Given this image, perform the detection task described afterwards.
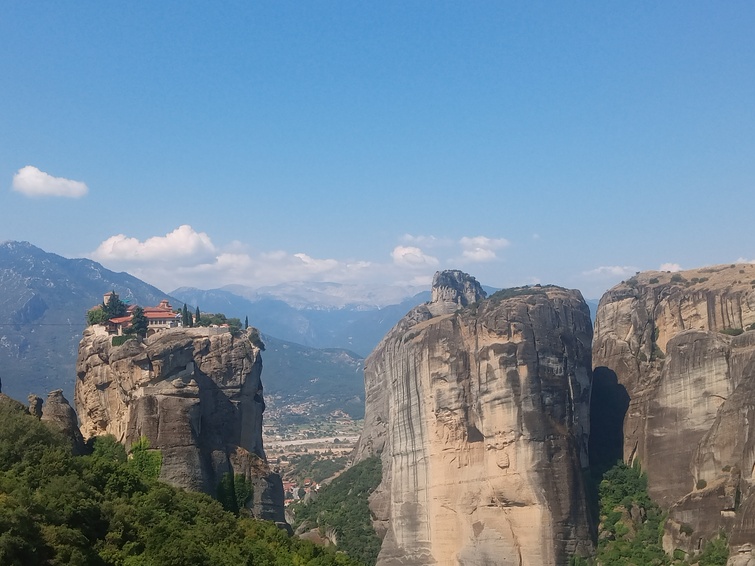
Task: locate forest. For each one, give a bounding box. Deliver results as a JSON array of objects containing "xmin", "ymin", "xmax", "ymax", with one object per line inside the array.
[{"xmin": 0, "ymin": 395, "xmax": 362, "ymax": 566}]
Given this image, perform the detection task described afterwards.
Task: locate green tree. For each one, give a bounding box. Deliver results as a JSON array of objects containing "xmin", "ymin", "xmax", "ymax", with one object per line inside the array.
[
  {"xmin": 195, "ymin": 306, "xmax": 201, "ymax": 323},
  {"xmin": 128, "ymin": 436, "xmax": 162, "ymax": 483},
  {"xmin": 183, "ymin": 304, "xmax": 192, "ymax": 327},
  {"xmin": 86, "ymin": 307, "xmax": 109, "ymax": 326},
  {"xmin": 244, "ymin": 316, "xmax": 249, "ymax": 329},
  {"xmin": 130, "ymin": 306, "xmax": 148, "ymax": 338},
  {"xmin": 103, "ymin": 291, "xmax": 127, "ymax": 319}
]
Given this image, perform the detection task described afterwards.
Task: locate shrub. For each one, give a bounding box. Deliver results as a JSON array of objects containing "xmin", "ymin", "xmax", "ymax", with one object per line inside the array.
[
  {"xmin": 671, "ymin": 274, "xmax": 685, "ymax": 283},
  {"xmin": 680, "ymin": 523, "xmax": 694, "ymax": 536},
  {"xmin": 720, "ymin": 328, "xmax": 744, "ymax": 336},
  {"xmin": 248, "ymin": 328, "xmax": 266, "ymax": 351},
  {"xmin": 696, "ymin": 478, "xmax": 707, "ymax": 490},
  {"xmin": 649, "ymin": 277, "xmax": 659, "ymax": 284},
  {"xmin": 112, "ymin": 335, "xmax": 133, "ymax": 347}
]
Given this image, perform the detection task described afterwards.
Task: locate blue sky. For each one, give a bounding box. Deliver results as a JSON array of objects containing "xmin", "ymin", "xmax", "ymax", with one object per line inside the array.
[{"xmin": 1, "ymin": 2, "xmax": 754, "ymax": 298}]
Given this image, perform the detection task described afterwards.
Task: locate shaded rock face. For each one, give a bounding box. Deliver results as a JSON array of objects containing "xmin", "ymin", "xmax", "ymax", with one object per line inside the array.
[
  {"xmin": 592, "ymin": 264, "xmax": 755, "ymax": 556},
  {"xmin": 41, "ymin": 389, "xmax": 86, "ymax": 455},
  {"xmin": 75, "ymin": 326, "xmax": 284, "ymax": 523},
  {"xmin": 355, "ymin": 272, "xmax": 594, "ymax": 566}
]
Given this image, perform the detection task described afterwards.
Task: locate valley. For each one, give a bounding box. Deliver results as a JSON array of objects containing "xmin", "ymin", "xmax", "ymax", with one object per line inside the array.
[{"xmin": 2, "ymin": 241, "xmax": 754, "ymax": 565}]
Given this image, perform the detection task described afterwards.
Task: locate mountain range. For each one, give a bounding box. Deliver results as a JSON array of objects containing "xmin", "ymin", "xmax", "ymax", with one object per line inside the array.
[{"xmin": 0, "ymin": 241, "xmax": 421, "ymax": 414}]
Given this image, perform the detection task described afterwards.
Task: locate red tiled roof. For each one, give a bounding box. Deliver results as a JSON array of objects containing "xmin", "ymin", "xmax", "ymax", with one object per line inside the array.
[
  {"xmin": 144, "ymin": 311, "xmax": 180, "ymax": 320},
  {"xmin": 109, "ymin": 316, "xmax": 132, "ymax": 324}
]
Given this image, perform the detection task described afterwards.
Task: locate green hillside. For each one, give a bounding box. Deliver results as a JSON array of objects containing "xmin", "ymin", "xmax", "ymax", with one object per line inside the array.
[{"xmin": 0, "ymin": 395, "xmax": 364, "ymax": 566}]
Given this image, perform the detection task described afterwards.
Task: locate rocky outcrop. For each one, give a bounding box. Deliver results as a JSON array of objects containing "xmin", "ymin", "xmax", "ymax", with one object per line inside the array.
[
  {"xmin": 41, "ymin": 389, "xmax": 86, "ymax": 455},
  {"xmin": 28, "ymin": 394, "xmax": 43, "ymax": 418},
  {"xmin": 355, "ymin": 271, "xmax": 594, "ymax": 566},
  {"xmin": 75, "ymin": 326, "xmax": 285, "ymax": 524},
  {"xmin": 593, "ymin": 264, "xmax": 755, "ymax": 558}
]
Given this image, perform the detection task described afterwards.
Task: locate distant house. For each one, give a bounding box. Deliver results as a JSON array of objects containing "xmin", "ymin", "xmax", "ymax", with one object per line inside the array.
[{"xmin": 106, "ymin": 297, "xmax": 182, "ymax": 337}]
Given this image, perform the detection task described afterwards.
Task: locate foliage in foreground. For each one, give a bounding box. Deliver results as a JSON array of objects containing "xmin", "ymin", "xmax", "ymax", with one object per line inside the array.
[
  {"xmin": 292, "ymin": 457, "xmax": 382, "ymax": 566},
  {"xmin": 581, "ymin": 461, "xmax": 728, "ymax": 566},
  {"xmin": 0, "ymin": 396, "xmax": 363, "ymax": 566}
]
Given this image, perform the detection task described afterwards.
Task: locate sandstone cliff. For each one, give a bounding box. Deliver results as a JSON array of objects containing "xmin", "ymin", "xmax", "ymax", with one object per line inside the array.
[
  {"xmin": 75, "ymin": 326, "xmax": 285, "ymax": 523},
  {"xmin": 593, "ymin": 264, "xmax": 755, "ymax": 559},
  {"xmin": 355, "ymin": 270, "xmax": 594, "ymax": 566}
]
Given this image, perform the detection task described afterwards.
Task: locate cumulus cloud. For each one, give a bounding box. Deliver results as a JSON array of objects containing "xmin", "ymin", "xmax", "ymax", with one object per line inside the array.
[
  {"xmin": 459, "ymin": 236, "xmax": 510, "ymax": 262},
  {"xmin": 91, "ymin": 225, "xmax": 216, "ymax": 265},
  {"xmin": 90, "ymin": 225, "xmax": 388, "ymax": 291},
  {"xmin": 583, "ymin": 265, "xmax": 638, "ymax": 278},
  {"xmin": 736, "ymin": 257, "xmax": 755, "ymax": 264},
  {"xmin": 12, "ymin": 165, "xmax": 88, "ymax": 198},
  {"xmin": 659, "ymin": 262, "xmax": 682, "ymax": 272},
  {"xmin": 391, "ymin": 246, "xmax": 439, "ymax": 268}
]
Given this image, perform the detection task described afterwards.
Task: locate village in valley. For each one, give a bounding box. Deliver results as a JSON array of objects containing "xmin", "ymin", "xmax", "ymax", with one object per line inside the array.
[{"xmin": 263, "ymin": 398, "xmax": 363, "ymax": 505}]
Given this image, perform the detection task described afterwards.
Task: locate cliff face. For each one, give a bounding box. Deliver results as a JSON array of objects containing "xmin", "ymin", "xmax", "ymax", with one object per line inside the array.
[
  {"xmin": 593, "ymin": 264, "xmax": 755, "ymax": 557},
  {"xmin": 75, "ymin": 326, "xmax": 284, "ymax": 523},
  {"xmin": 355, "ymin": 271, "xmax": 594, "ymax": 566}
]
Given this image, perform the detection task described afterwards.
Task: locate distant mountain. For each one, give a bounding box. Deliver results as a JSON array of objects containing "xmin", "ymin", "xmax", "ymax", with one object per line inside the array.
[
  {"xmin": 0, "ymin": 241, "xmax": 173, "ymax": 402},
  {"xmin": 226, "ymin": 281, "xmax": 427, "ymax": 310},
  {"xmin": 170, "ymin": 285, "xmax": 430, "ymax": 356},
  {"xmin": 261, "ymin": 334, "xmax": 366, "ymax": 418},
  {"xmin": 0, "ymin": 241, "xmax": 371, "ymax": 418},
  {"xmin": 585, "ymin": 298, "xmax": 600, "ymax": 322}
]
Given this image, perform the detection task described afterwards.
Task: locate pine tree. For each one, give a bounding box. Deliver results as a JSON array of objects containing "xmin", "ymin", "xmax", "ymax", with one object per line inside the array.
[
  {"xmin": 130, "ymin": 306, "xmax": 148, "ymax": 338},
  {"xmin": 103, "ymin": 290, "xmax": 127, "ymax": 319}
]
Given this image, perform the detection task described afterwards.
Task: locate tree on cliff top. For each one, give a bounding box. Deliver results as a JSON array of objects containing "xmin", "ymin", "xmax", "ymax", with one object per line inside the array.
[
  {"xmin": 103, "ymin": 291, "xmax": 127, "ymax": 319},
  {"xmin": 129, "ymin": 306, "xmax": 148, "ymax": 339}
]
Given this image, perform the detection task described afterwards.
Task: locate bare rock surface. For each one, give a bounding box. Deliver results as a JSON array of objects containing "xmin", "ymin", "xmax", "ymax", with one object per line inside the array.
[
  {"xmin": 75, "ymin": 326, "xmax": 285, "ymax": 523},
  {"xmin": 593, "ymin": 264, "xmax": 755, "ymax": 557},
  {"xmin": 41, "ymin": 389, "xmax": 86, "ymax": 455},
  {"xmin": 355, "ymin": 271, "xmax": 594, "ymax": 566}
]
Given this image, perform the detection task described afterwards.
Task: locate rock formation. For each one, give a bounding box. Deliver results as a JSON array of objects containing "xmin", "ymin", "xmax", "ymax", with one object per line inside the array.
[
  {"xmin": 40, "ymin": 389, "xmax": 86, "ymax": 455},
  {"xmin": 593, "ymin": 264, "xmax": 755, "ymax": 558},
  {"xmin": 75, "ymin": 325, "xmax": 285, "ymax": 524},
  {"xmin": 355, "ymin": 270, "xmax": 594, "ymax": 566}
]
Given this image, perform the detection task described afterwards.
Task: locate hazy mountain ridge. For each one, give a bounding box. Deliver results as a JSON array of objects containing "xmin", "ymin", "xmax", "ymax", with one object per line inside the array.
[
  {"xmin": 0, "ymin": 241, "xmax": 384, "ymax": 418},
  {"xmin": 0, "ymin": 241, "xmax": 173, "ymax": 401},
  {"xmin": 170, "ymin": 285, "xmax": 430, "ymax": 356}
]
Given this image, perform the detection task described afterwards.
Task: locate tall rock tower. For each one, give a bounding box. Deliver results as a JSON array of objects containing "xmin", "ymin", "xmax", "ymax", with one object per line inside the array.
[{"xmin": 355, "ymin": 271, "xmax": 594, "ymax": 565}]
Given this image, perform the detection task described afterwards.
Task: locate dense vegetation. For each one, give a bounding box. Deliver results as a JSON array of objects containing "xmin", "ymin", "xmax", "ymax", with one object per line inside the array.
[
  {"xmin": 0, "ymin": 396, "xmax": 363, "ymax": 566},
  {"xmin": 285, "ymin": 453, "xmax": 349, "ymax": 486},
  {"xmin": 292, "ymin": 458, "xmax": 382, "ymax": 566},
  {"xmin": 574, "ymin": 461, "xmax": 728, "ymax": 566},
  {"xmin": 195, "ymin": 311, "xmax": 242, "ymax": 332}
]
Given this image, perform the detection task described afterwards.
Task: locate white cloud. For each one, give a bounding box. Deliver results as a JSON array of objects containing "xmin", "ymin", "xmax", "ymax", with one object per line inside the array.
[
  {"xmin": 459, "ymin": 236, "xmax": 510, "ymax": 263},
  {"xmin": 659, "ymin": 262, "xmax": 682, "ymax": 272},
  {"xmin": 12, "ymin": 165, "xmax": 88, "ymax": 198},
  {"xmin": 400, "ymin": 234, "xmax": 452, "ymax": 248},
  {"xmin": 391, "ymin": 245, "xmax": 439, "ymax": 268},
  {"xmin": 90, "ymin": 226, "xmax": 388, "ymax": 291},
  {"xmin": 736, "ymin": 257, "xmax": 755, "ymax": 264},
  {"xmin": 583, "ymin": 265, "xmax": 638, "ymax": 278},
  {"xmin": 91, "ymin": 225, "xmax": 216, "ymax": 265}
]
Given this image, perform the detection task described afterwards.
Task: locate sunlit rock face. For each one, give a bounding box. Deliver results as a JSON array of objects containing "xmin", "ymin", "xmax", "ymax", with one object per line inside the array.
[
  {"xmin": 355, "ymin": 271, "xmax": 594, "ymax": 566},
  {"xmin": 75, "ymin": 326, "xmax": 285, "ymax": 523},
  {"xmin": 592, "ymin": 264, "xmax": 755, "ymax": 557}
]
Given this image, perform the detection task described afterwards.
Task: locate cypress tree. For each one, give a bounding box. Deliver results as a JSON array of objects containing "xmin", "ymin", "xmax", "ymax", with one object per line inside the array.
[
  {"xmin": 244, "ymin": 316, "xmax": 249, "ymax": 329},
  {"xmin": 195, "ymin": 306, "xmax": 201, "ymax": 325}
]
